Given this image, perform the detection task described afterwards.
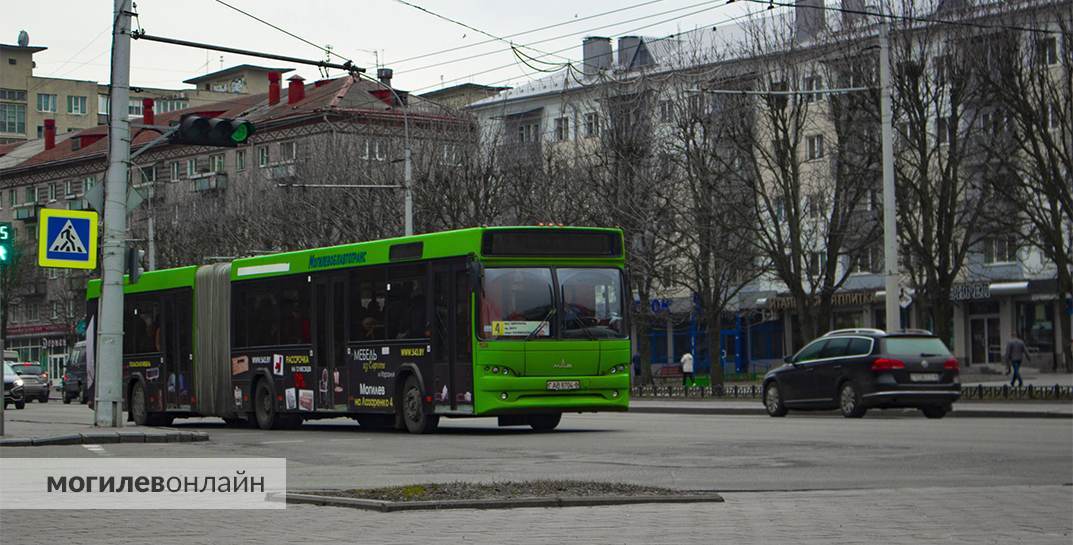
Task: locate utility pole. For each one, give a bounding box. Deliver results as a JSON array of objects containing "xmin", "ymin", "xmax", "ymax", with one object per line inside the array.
[
  {"xmin": 95, "ymin": 0, "xmax": 133, "ymax": 427},
  {"xmin": 879, "ymin": 22, "xmax": 900, "ymax": 332}
]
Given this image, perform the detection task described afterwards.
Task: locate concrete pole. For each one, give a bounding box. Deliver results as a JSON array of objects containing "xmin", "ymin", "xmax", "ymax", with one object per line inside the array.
[
  {"xmin": 1, "ymin": 279, "xmax": 5, "ymax": 436},
  {"xmin": 95, "ymin": 0, "xmax": 132, "ymax": 427},
  {"xmin": 147, "ymin": 215, "xmax": 156, "ymax": 271},
  {"xmin": 666, "ymin": 314, "xmax": 674, "ymax": 371},
  {"xmin": 879, "ymin": 23, "xmax": 901, "ymax": 332},
  {"xmin": 404, "ymin": 146, "xmax": 413, "ymax": 236}
]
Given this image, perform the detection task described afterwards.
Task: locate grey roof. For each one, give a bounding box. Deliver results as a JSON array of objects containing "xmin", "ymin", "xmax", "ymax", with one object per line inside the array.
[{"xmin": 184, "ymin": 64, "xmax": 294, "ymax": 84}]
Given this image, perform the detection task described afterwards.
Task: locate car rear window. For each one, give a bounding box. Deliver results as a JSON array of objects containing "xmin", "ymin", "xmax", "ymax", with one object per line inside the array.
[
  {"xmin": 15, "ymin": 364, "xmax": 43, "ymax": 374},
  {"xmin": 881, "ymin": 337, "xmax": 951, "ymax": 357}
]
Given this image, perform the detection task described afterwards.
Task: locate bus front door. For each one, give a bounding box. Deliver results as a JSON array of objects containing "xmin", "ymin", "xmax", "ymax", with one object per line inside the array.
[
  {"xmin": 432, "ymin": 261, "xmax": 473, "ymax": 412},
  {"xmin": 313, "ymin": 276, "xmax": 348, "ymax": 411}
]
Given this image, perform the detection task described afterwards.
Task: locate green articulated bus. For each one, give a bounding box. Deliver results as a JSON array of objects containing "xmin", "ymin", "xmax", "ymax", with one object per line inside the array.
[{"xmin": 86, "ymin": 227, "xmax": 630, "ymax": 433}]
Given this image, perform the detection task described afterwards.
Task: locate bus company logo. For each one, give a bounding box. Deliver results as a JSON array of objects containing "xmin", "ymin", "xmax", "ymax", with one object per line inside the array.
[
  {"xmin": 358, "ymin": 383, "xmax": 386, "ymax": 396},
  {"xmin": 553, "ymin": 359, "xmax": 572, "ymax": 369},
  {"xmin": 308, "ymin": 251, "xmax": 366, "ymax": 269}
]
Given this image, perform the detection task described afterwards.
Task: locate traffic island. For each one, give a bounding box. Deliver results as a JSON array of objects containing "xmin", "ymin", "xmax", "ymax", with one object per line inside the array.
[{"xmin": 283, "ymin": 480, "xmax": 724, "ymax": 512}]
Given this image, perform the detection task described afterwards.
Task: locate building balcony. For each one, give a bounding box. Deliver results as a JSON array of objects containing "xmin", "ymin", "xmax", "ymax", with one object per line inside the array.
[
  {"xmin": 190, "ymin": 172, "xmax": 228, "ymax": 192},
  {"xmin": 263, "ymin": 163, "xmax": 296, "ymax": 180},
  {"xmin": 13, "ymin": 204, "xmax": 37, "ymax": 222}
]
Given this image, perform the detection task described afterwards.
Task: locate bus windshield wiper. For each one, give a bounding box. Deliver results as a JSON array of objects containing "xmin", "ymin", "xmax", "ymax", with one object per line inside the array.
[
  {"xmin": 569, "ymin": 313, "xmax": 597, "ymax": 340},
  {"xmin": 526, "ymin": 308, "xmax": 555, "ymax": 340}
]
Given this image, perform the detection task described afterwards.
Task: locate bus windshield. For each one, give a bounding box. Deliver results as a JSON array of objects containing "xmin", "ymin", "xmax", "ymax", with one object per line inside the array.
[{"xmin": 479, "ymin": 267, "xmax": 624, "ymax": 339}]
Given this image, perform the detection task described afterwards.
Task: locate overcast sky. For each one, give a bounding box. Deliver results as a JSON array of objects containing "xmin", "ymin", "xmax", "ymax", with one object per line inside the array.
[{"xmin": 5, "ymin": 0, "xmax": 757, "ymax": 94}]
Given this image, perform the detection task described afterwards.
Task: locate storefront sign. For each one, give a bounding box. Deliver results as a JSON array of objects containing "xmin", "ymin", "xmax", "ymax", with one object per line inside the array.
[
  {"xmin": 767, "ymin": 291, "xmax": 875, "ymax": 311},
  {"xmin": 949, "ymin": 282, "xmax": 990, "ymax": 302},
  {"xmin": 5, "ymin": 324, "xmax": 71, "ymax": 337}
]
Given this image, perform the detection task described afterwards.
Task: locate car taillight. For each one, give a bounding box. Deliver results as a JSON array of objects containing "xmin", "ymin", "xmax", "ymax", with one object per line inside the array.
[
  {"xmin": 943, "ymin": 357, "xmax": 959, "ymax": 371},
  {"xmin": 63, "ymin": 373, "xmax": 70, "ymax": 381},
  {"xmin": 871, "ymin": 358, "xmax": 905, "ymax": 371}
]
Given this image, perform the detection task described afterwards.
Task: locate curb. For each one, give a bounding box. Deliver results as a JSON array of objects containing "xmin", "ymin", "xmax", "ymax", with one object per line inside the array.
[
  {"xmin": 282, "ymin": 492, "xmax": 725, "ymax": 512},
  {"xmin": 628, "ymin": 405, "xmax": 1073, "ymax": 419},
  {"xmin": 0, "ymin": 430, "xmax": 209, "ymax": 447}
]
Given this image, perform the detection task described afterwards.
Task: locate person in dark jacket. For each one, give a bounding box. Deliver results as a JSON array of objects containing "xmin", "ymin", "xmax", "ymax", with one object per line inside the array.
[{"xmin": 1004, "ymin": 333, "xmax": 1030, "ymax": 388}]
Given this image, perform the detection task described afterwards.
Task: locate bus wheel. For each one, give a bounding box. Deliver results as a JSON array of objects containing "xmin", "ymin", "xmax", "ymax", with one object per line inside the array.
[
  {"xmin": 130, "ymin": 382, "xmax": 149, "ymax": 426},
  {"xmin": 528, "ymin": 413, "xmax": 562, "ymax": 432},
  {"xmin": 401, "ymin": 375, "xmax": 438, "ymax": 434},
  {"xmin": 254, "ymin": 380, "xmax": 277, "ymax": 430}
]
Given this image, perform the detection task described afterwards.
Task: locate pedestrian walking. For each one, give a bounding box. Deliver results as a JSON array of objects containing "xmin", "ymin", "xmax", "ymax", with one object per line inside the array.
[
  {"xmin": 680, "ymin": 352, "xmax": 694, "ymax": 386},
  {"xmin": 1004, "ymin": 333, "xmax": 1030, "ymax": 388}
]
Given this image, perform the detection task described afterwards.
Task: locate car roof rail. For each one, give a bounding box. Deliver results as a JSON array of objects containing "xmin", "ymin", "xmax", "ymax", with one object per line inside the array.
[
  {"xmin": 822, "ymin": 328, "xmax": 886, "ymax": 337},
  {"xmin": 892, "ymin": 328, "xmax": 934, "ymax": 335}
]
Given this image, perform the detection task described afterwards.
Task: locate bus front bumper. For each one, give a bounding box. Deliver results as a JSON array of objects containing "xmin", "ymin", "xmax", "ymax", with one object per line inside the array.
[{"xmin": 475, "ymin": 374, "xmax": 630, "ymax": 416}]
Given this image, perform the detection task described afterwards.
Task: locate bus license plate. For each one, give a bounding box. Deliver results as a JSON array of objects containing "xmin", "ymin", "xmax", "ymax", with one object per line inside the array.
[
  {"xmin": 911, "ymin": 373, "xmax": 940, "ymax": 382},
  {"xmin": 547, "ymin": 380, "xmax": 580, "ymax": 391}
]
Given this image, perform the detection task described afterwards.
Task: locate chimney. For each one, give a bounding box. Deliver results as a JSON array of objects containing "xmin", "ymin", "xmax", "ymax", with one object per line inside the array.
[
  {"xmin": 268, "ymin": 71, "xmax": 282, "ymax": 105},
  {"xmin": 377, "ymin": 68, "xmax": 393, "ymax": 88},
  {"xmin": 142, "ymin": 98, "xmax": 155, "ymax": 125},
  {"xmin": 795, "ymin": 0, "xmax": 826, "ymax": 43},
  {"xmin": 314, "ymin": 79, "xmax": 330, "ymax": 88},
  {"xmin": 617, "ymin": 36, "xmax": 641, "ymax": 69},
  {"xmin": 44, "ymin": 119, "xmax": 55, "ymax": 150},
  {"xmin": 287, "ymin": 75, "xmax": 305, "ymax": 104},
  {"xmin": 582, "ymin": 37, "xmax": 612, "ymax": 77}
]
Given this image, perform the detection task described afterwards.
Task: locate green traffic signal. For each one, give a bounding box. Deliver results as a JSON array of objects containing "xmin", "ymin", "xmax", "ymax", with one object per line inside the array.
[{"xmin": 230, "ymin": 122, "xmax": 251, "ymax": 144}]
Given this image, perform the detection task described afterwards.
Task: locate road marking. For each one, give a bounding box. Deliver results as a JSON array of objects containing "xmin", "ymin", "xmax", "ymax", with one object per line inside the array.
[
  {"xmin": 258, "ymin": 440, "xmax": 305, "ymax": 445},
  {"xmin": 82, "ymin": 444, "xmax": 107, "ymax": 456}
]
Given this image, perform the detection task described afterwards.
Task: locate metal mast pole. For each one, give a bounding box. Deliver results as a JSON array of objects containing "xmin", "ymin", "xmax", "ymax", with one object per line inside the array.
[
  {"xmin": 879, "ymin": 22, "xmax": 900, "ymax": 332},
  {"xmin": 95, "ymin": 0, "xmax": 133, "ymax": 427}
]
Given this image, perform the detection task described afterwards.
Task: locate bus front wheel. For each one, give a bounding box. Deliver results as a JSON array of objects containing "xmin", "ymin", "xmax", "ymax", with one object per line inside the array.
[
  {"xmin": 254, "ymin": 380, "xmax": 277, "ymax": 430},
  {"xmin": 401, "ymin": 375, "xmax": 438, "ymax": 434},
  {"xmin": 528, "ymin": 413, "xmax": 562, "ymax": 432}
]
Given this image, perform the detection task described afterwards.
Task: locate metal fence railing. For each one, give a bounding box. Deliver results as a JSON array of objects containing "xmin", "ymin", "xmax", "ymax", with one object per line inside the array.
[{"xmin": 630, "ymin": 383, "xmax": 1073, "ymax": 401}]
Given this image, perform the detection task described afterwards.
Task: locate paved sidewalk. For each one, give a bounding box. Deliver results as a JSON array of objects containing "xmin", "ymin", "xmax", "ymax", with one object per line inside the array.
[
  {"xmin": 0, "ymin": 405, "xmax": 176, "ymax": 445},
  {"xmin": 2, "ymin": 485, "xmax": 1068, "ymax": 544}
]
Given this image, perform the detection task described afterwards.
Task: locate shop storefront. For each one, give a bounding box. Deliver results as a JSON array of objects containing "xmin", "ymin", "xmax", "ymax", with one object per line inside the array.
[{"xmin": 951, "ymin": 280, "xmax": 1067, "ymax": 370}]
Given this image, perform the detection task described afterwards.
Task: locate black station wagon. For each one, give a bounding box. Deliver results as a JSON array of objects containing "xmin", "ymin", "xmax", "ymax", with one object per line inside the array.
[{"xmin": 762, "ymin": 329, "xmax": 961, "ymax": 418}]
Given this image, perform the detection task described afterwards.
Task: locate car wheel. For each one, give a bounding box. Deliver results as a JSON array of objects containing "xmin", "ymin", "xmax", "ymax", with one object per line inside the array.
[
  {"xmin": 764, "ymin": 382, "xmax": 789, "ymax": 417},
  {"xmin": 63, "ymin": 393, "xmax": 72, "ymax": 404},
  {"xmin": 839, "ymin": 381, "xmax": 866, "ymax": 418},
  {"xmin": 130, "ymin": 382, "xmax": 149, "ymax": 426},
  {"xmin": 15, "ymin": 399, "xmax": 26, "ymax": 410},
  {"xmin": 528, "ymin": 413, "xmax": 562, "ymax": 431},
  {"xmin": 920, "ymin": 405, "xmax": 947, "ymax": 419},
  {"xmin": 253, "ymin": 380, "xmax": 277, "ymax": 430},
  {"xmin": 400, "ymin": 375, "xmax": 438, "ymax": 434},
  {"xmin": 40, "ymin": 392, "xmax": 49, "ymax": 403}
]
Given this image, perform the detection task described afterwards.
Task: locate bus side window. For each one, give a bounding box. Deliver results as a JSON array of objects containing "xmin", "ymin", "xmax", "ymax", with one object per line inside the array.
[
  {"xmin": 280, "ymin": 278, "xmax": 311, "ymax": 345},
  {"xmin": 351, "ymin": 268, "xmax": 386, "ymax": 341},
  {"xmin": 386, "ymin": 264, "xmax": 426, "ymax": 340}
]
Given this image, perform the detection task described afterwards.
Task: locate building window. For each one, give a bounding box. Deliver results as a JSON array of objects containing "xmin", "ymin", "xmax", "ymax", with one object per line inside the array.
[
  {"xmin": 363, "ymin": 140, "xmax": 386, "ymax": 161},
  {"xmin": 933, "ymin": 55, "xmax": 953, "ymax": 85},
  {"xmin": 186, "ymin": 158, "xmax": 197, "ymax": 177},
  {"xmin": 65, "ymin": 179, "xmax": 83, "ymax": 197},
  {"xmin": 48, "ymin": 182, "xmax": 58, "ymax": 202},
  {"xmin": 98, "ymin": 95, "xmax": 110, "ymax": 115},
  {"xmin": 128, "ymin": 99, "xmax": 143, "ymax": 117},
  {"xmin": 807, "ymin": 251, "xmax": 827, "ymax": 277},
  {"xmin": 0, "ymin": 89, "xmax": 26, "ymax": 101},
  {"xmin": 773, "ymin": 196, "xmax": 786, "ymax": 221},
  {"xmin": 1017, "ymin": 301, "xmax": 1055, "ymax": 354},
  {"xmin": 279, "ymin": 141, "xmax": 296, "ymax": 163},
  {"xmin": 236, "ymin": 149, "xmax": 246, "ymax": 171},
  {"xmin": 209, "ymin": 153, "xmax": 225, "ymax": 173},
  {"xmin": 1036, "ymin": 37, "xmax": 1058, "ymax": 65},
  {"xmin": 257, "ymin": 145, "xmax": 270, "ymax": 167},
  {"xmin": 806, "ymin": 134, "xmax": 825, "ymax": 160},
  {"xmin": 803, "ymin": 75, "xmax": 822, "ymax": 103},
  {"xmin": 24, "ymin": 186, "xmax": 35, "ymax": 204},
  {"xmin": 36, "ymin": 93, "xmax": 56, "ymax": 113},
  {"xmin": 139, "ymin": 165, "xmax": 156, "ymax": 184},
  {"xmin": 554, "ymin": 117, "xmax": 569, "ymax": 142},
  {"xmin": 851, "ymin": 246, "xmax": 881, "ymax": 274},
  {"xmin": 937, "ymin": 116, "xmax": 953, "ymax": 144},
  {"xmin": 0, "ymin": 103, "xmax": 26, "ymax": 134},
  {"xmin": 983, "ymin": 235, "xmax": 1017, "ymax": 264},
  {"xmin": 66, "ymin": 95, "xmax": 87, "ymax": 115},
  {"xmin": 584, "ymin": 112, "xmax": 600, "ymax": 137},
  {"xmin": 170, "ymin": 161, "xmax": 181, "ymax": 180},
  {"xmin": 516, "ymin": 122, "xmax": 539, "ymax": 143},
  {"xmin": 658, "ymin": 100, "xmax": 674, "ymax": 123},
  {"xmin": 806, "ymin": 193, "xmax": 824, "ymax": 218}
]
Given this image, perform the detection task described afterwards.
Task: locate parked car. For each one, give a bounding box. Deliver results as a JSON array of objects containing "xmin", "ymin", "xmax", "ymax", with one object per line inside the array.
[
  {"xmin": 762, "ymin": 328, "xmax": 961, "ymax": 419},
  {"xmin": 9, "ymin": 362, "xmax": 50, "ymax": 403},
  {"xmin": 4, "ymin": 362, "xmax": 26, "ymax": 409},
  {"xmin": 63, "ymin": 341, "xmax": 88, "ymax": 404}
]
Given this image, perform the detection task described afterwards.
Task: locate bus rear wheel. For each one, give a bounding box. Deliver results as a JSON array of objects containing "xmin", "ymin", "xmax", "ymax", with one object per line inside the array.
[
  {"xmin": 254, "ymin": 380, "xmax": 278, "ymax": 430},
  {"xmin": 401, "ymin": 375, "xmax": 438, "ymax": 434},
  {"xmin": 528, "ymin": 413, "xmax": 562, "ymax": 432},
  {"xmin": 130, "ymin": 382, "xmax": 149, "ymax": 426}
]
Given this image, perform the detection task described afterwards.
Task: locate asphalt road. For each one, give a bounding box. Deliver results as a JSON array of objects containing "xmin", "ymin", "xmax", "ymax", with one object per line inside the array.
[{"xmin": 2, "ymin": 402, "xmax": 1071, "ymax": 544}]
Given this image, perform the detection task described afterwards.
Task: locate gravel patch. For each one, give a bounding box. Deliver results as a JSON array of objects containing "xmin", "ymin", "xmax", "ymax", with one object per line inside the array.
[{"xmin": 311, "ymin": 480, "xmax": 713, "ymax": 502}]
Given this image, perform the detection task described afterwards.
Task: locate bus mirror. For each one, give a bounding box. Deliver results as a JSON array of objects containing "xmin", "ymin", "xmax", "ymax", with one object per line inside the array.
[{"xmin": 467, "ymin": 261, "xmax": 483, "ymax": 293}]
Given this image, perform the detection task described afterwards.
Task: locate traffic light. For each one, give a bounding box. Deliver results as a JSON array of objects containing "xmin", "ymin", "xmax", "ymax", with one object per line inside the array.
[
  {"xmin": 168, "ymin": 114, "xmax": 255, "ymax": 148},
  {"xmin": 0, "ymin": 222, "xmax": 13, "ymax": 265},
  {"xmin": 126, "ymin": 245, "xmax": 146, "ymax": 284}
]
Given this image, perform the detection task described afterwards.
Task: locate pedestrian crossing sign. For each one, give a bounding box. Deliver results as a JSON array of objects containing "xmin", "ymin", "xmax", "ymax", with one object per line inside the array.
[{"xmin": 38, "ymin": 208, "xmax": 98, "ymax": 269}]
